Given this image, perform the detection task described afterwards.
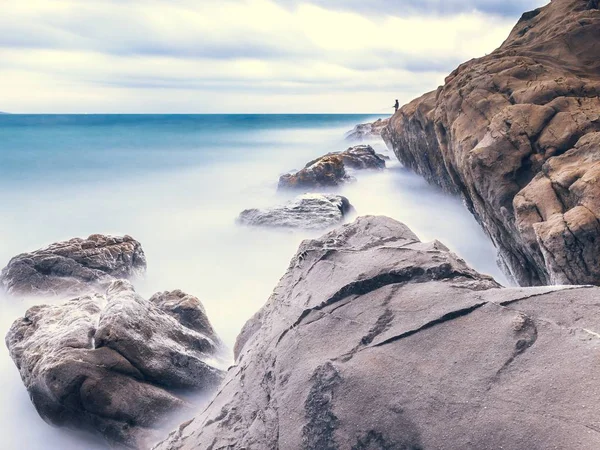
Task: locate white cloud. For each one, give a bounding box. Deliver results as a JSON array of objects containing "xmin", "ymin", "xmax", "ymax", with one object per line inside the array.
[{"xmin": 0, "ymin": 0, "xmax": 528, "ymax": 113}]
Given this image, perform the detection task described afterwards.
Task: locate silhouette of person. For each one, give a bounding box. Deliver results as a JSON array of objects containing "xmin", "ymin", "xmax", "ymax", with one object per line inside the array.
[{"xmin": 394, "ymin": 99, "xmax": 399, "ymax": 112}]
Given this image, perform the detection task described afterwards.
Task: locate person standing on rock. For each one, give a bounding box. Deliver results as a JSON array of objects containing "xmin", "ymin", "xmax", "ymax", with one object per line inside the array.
[{"xmin": 394, "ymin": 99, "xmax": 399, "ymax": 112}]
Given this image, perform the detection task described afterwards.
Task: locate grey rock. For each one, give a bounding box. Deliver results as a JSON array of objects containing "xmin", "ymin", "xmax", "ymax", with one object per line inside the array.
[
  {"xmin": 238, "ymin": 194, "xmax": 353, "ymax": 230},
  {"xmin": 382, "ymin": 0, "xmax": 600, "ymax": 286},
  {"xmin": 156, "ymin": 216, "xmax": 600, "ymax": 450},
  {"xmin": 149, "ymin": 290, "xmax": 221, "ymax": 343},
  {"xmin": 346, "ymin": 118, "xmax": 389, "ymax": 141},
  {"xmin": 6, "ymin": 280, "xmax": 226, "ymax": 449},
  {"xmin": 0, "ymin": 234, "xmax": 147, "ymax": 298}
]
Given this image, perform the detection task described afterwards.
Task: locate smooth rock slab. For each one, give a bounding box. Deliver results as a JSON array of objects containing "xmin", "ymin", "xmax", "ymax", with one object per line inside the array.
[
  {"xmin": 238, "ymin": 194, "xmax": 353, "ymax": 230},
  {"xmin": 156, "ymin": 216, "xmax": 600, "ymax": 450},
  {"xmin": 0, "ymin": 234, "xmax": 147, "ymax": 298},
  {"xmin": 6, "ymin": 280, "xmax": 226, "ymax": 449}
]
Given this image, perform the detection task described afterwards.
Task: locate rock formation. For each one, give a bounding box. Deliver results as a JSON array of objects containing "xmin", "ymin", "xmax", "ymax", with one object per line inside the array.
[
  {"xmin": 278, "ymin": 145, "xmax": 386, "ymax": 190},
  {"xmin": 238, "ymin": 194, "xmax": 353, "ymax": 230},
  {"xmin": 382, "ymin": 0, "xmax": 600, "ymax": 286},
  {"xmin": 6, "ymin": 281, "xmax": 226, "ymax": 449},
  {"xmin": 346, "ymin": 118, "xmax": 389, "ymax": 140},
  {"xmin": 0, "ymin": 234, "xmax": 147, "ymax": 297},
  {"xmin": 156, "ymin": 216, "xmax": 600, "ymax": 450}
]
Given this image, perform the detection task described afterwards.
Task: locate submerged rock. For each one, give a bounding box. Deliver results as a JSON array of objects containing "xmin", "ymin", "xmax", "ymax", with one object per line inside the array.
[
  {"xmin": 382, "ymin": 0, "xmax": 600, "ymax": 286},
  {"xmin": 156, "ymin": 216, "xmax": 600, "ymax": 450},
  {"xmin": 0, "ymin": 234, "xmax": 147, "ymax": 298},
  {"xmin": 278, "ymin": 145, "xmax": 386, "ymax": 190},
  {"xmin": 346, "ymin": 118, "xmax": 389, "ymax": 140},
  {"xmin": 238, "ymin": 194, "xmax": 353, "ymax": 230},
  {"xmin": 6, "ymin": 281, "xmax": 225, "ymax": 449}
]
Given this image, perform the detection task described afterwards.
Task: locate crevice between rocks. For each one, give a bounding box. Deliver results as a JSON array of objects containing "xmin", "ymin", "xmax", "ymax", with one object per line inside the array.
[{"xmin": 276, "ymin": 265, "xmax": 479, "ymax": 345}]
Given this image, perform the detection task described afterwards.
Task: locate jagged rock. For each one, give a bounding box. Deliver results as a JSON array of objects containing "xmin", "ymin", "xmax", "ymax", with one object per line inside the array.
[
  {"xmin": 238, "ymin": 194, "xmax": 353, "ymax": 230},
  {"xmin": 334, "ymin": 145, "xmax": 387, "ymax": 170},
  {"xmin": 149, "ymin": 290, "xmax": 221, "ymax": 343},
  {"xmin": 6, "ymin": 281, "xmax": 226, "ymax": 449},
  {"xmin": 0, "ymin": 234, "xmax": 147, "ymax": 297},
  {"xmin": 382, "ymin": 0, "xmax": 600, "ymax": 286},
  {"xmin": 155, "ymin": 216, "xmax": 600, "ymax": 450},
  {"xmin": 278, "ymin": 146, "xmax": 386, "ymax": 190},
  {"xmin": 346, "ymin": 118, "xmax": 389, "ymax": 140}
]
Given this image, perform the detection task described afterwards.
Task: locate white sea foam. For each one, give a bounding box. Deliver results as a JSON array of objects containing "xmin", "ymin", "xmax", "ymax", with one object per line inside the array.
[{"xmin": 0, "ymin": 117, "xmax": 507, "ymax": 449}]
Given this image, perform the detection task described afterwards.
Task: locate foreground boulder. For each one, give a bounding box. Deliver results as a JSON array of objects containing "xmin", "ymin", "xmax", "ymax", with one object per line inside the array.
[
  {"xmin": 346, "ymin": 118, "xmax": 389, "ymax": 140},
  {"xmin": 382, "ymin": 0, "xmax": 600, "ymax": 286},
  {"xmin": 238, "ymin": 194, "xmax": 353, "ymax": 229},
  {"xmin": 6, "ymin": 281, "xmax": 225, "ymax": 449},
  {"xmin": 0, "ymin": 234, "xmax": 147, "ymax": 297},
  {"xmin": 278, "ymin": 146, "xmax": 386, "ymax": 190},
  {"xmin": 156, "ymin": 216, "xmax": 600, "ymax": 450}
]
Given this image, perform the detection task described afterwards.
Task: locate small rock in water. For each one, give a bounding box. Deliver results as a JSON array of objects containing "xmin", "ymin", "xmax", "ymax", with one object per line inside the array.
[
  {"xmin": 278, "ymin": 154, "xmax": 350, "ymax": 190},
  {"xmin": 346, "ymin": 118, "xmax": 389, "ymax": 140},
  {"xmin": 5, "ymin": 280, "xmax": 226, "ymax": 449},
  {"xmin": 238, "ymin": 194, "xmax": 353, "ymax": 230},
  {"xmin": 278, "ymin": 145, "xmax": 385, "ymax": 190},
  {"xmin": 0, "ymin": 234, "xmax": 147, "ymax": 298}
]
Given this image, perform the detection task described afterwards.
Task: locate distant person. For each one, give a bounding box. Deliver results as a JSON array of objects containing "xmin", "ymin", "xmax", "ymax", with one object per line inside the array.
[{"xmin": 394, "ymin": 99, "xmax": 399, "ymax": 112}]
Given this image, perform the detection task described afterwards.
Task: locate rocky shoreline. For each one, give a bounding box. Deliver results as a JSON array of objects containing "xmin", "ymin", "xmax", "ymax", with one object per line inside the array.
[
  {"xmin": 3, "ymin": 0, "xmax": 600, "ymax": 448},
  {"xmin": 2, "ymin": 124, "xmax": 393, "ymax": 448}
]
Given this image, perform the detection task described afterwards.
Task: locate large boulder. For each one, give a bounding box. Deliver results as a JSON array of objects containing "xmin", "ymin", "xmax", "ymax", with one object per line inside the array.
[
  {"xmin": 238, "ymin": 194, "xmax": 353, "ymax": 230},
  {"xmin": 278, "ymin": 146, "xmax": 386, "ymax": 190},
  {"xmin": 6, "ymin": 281, "xmax": 226, "ymax": 449},
  {"xmin": 346, "ymin": 118, "xmax": 390, "ymax": 140},
  {"xmin": 0, "ymin": 234, "xmax": 147, "ymax": 297},
  {"xmin": 155, "ymin": 216, "xmax": 600, "ymax": 450},
  {"xmin": 382, "ymin": 0, "xmax": 600, "ymax": 286}
]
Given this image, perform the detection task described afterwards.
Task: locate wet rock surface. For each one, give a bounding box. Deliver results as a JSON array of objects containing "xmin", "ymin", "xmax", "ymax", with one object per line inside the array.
[
  {"xmin": 0, "ymin": 234, "xmax": 147, "ymax": 297},
  {"xmin": 382, "ymin": 0, "xmax": 600, "ymax": 286},
  {"xmin": 238, "ymin": 194, "xmax": 353, "ymax": 230},
  {"xmin": 278, "ymin": 154, "xmax": 350, "ymax": 190},
  {"xmin": 6, "ymin": 281, "xmax": 226, "ymax": 449},
  {"xmin": 278, "ymin": 145, "xmax": 386, "ymax": 190},
  {"xmin": 346, "ymin": 118, "xmax": 389, "ymax": 140},
  {"xmin": 155, "ymin": 216, "xmax": 600, "ymax": 450}
]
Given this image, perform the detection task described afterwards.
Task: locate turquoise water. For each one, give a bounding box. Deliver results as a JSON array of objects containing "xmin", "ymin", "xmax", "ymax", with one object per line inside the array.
[
  {"xmin": 0, "ymin": 114, "xmax": 377, "ymax": 182},
  {"xmin": 0, "ymin": 114, "xmax": 506, "ymax": 449}
]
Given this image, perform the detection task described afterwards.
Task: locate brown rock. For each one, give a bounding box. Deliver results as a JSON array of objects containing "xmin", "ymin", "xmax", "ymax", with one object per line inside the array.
[
  {"xmin": 383, "ymin": 0, "xmax": 600, "ymax": 286},
  {"xmin": 278, "ymin": 145, "xmax": 386, "ymax": 190}
]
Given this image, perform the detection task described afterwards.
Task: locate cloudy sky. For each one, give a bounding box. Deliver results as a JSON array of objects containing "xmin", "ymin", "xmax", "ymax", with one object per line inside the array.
[{"xmin": 1, "ymin": 0, "xmax": 547, "ymax": 113}]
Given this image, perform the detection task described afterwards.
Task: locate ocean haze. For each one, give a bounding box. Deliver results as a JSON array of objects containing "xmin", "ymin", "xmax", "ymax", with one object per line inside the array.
[{"xmin": 0, "ymin": 114, "xmax": 507, "ymax": 448}]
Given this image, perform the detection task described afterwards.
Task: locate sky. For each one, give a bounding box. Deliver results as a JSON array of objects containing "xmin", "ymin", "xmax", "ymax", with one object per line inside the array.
[{"xmin": 0, "ymin": 0, "xmax": 548, "ymax": 113}]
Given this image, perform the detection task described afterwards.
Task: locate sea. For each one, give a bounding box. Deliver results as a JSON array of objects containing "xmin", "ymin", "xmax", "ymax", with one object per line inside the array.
[{"xmin": 0, "ymin": 114, "xmax": 507, "ymax": 449}]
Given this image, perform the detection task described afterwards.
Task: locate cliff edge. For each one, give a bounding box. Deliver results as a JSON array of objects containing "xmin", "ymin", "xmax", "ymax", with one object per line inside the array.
[{"xmin": 383, "ymin": 0, "xmax": 600, "ymax": 286}]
